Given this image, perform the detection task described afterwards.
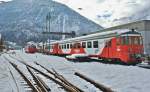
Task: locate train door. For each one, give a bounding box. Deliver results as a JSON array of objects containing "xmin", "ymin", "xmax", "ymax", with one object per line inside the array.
[
  {"xmin": 52, "ymin": 43, "xmax": 62, "ymax": 54},
  {"xmin": 105, "ymin": 40, "xmax": 112, "ymax": 58}
]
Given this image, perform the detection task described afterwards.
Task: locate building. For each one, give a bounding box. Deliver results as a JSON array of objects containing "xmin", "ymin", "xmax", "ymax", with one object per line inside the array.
[{"xmin": 94, "ymin": 20, "xmax": 150, "ymax": 55}]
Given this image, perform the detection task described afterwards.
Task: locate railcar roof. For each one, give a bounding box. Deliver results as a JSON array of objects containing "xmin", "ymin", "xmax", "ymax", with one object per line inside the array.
[
  {"xmin": 121, "ymin": 29, "xmax": 141, "ymax": 35},
  {"xmin": 50, "ymin": 29, "xmax": 138, "ymax": 44}
]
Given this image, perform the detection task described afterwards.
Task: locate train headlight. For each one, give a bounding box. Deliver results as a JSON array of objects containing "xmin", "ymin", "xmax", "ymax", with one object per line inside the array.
[{"xmin": 117, "ymin": 48, "xmax": 121, "ymax": 51}]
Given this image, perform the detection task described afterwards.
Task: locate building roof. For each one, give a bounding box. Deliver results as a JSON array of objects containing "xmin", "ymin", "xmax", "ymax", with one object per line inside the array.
[{"xmin": 91, "ymin": 20, "xmax": 150, "ymax": 34}]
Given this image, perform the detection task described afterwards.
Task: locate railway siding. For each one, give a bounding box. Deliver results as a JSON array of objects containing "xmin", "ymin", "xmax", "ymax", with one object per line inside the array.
[{"xmin": 4, "ymin": 52, "xmax": 117, "ymax": 92}]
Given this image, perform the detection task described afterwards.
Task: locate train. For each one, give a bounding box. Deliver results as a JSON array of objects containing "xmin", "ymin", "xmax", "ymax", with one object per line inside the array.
[
  {"xmin": 25, "ymin": 42, "xmax": 37, "ymax": 53},
  {"xmin": 40, "ymin": 29, "xmax": 144, "ymax": 64},
  {"xmin": 0, "ymin": 34, "xmax": 4, "ymax": 52}
]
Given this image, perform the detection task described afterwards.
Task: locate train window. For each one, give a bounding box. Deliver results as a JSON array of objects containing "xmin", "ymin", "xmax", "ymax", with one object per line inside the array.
[
  {"xmin": 82, "ymin": 42, "xmax": 86, "ymax": 48},
  {"xmin": 128, "ymin": 37, "xmax": 132, "ymax": 45},
  {"xmin": 70, "ymin": 44, "xmax": 73, "ymax": 48},
  {"xmin": 73, "ymin": 44, "xmax": 76, "ymax": 48},
  {"xmin": 140, "ymin": 37, "xmax": 143, "ymax": 45},
  {"xmin": 93, "ymin": 41, "xmax": 98, "ymax": 48},
  {"xmin": 64, "ymin": 44, "xmax": 66, "ymax": 49},
  {"xmin": 62, "ymin": 45, "xmax": 63, "ymax": 49},
  {"xmin": 116, "ymin": 37, "xmax": 121, "ymax": 45},
  {"xmin": 131, "ymin": 37, "xmax": 134, "ymax": 45},
  {"xmin": 77, "ymin": 43, "xmax": 81, "ymax": 48},
  {"xmin": 121, "ymin": 37, "xmax": 126, "ymax": 45},
  {"xmin": 67, "ymin": 44, "xmax": 70, "ymax": 49},
  {"xmin": 73, "ymin": 43, "xmax": 78, "ymax": 48},
  {"xmin": 87, "ymin": 41, "xmax": 92, "ymax": 48},
  {"xmin": 138, "ymin": 37, "xmax": 141, "ymax": 45},
  {"xmin": 134, "ymin": 37, "xmax": 140, "ymax": 45},
  {"xmin": 134, "ymin": 36, "xmax": 141, "ymax": 45},
  {"xmin": 105, "ymin": 40, "xmax": 111, "ymax": 47},
  {"xmin": 121, "ymin": 36, "xmax": 130, "ymax": 45},
  {"xmin": 47, "ymin": 46, "xmax": 49, "ymax": 49},
  {"xmin": 59, "ymin": 45, "xmax": 61, "ymax": 49},
  {"xmin": 108, "ymin": 41, "xmax": 111, "ymax": 47},
  {"xmin": 125, "ymin": 36, "xmax": 129, "ymax": 45}
]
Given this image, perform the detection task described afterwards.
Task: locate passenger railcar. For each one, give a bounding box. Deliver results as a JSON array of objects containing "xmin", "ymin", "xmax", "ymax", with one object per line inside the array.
[
  {"xmin": 25, "ymin": 44, "xmax": 37, "ymax": 53},
  {"xmin": 45, "ymin": 29, "xmax": 144, "ymax": 64}
]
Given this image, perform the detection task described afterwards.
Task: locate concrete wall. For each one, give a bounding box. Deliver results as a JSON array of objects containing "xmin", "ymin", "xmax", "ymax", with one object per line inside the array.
[{"xmin": 143, "ymin": 21, "xmax": 150, "ymax": 54}]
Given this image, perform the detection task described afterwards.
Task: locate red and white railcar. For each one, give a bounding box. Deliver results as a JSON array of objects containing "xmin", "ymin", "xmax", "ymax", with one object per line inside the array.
[
  {"xmin": 46, "ymin": 29, "xmax": 144, "ymax": 64},
  {"xmin": 25, "ymin": 42, "xmax": 37, "ymax": 53}
]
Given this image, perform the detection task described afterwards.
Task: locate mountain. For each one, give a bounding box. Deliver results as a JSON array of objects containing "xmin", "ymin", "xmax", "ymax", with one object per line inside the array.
[{"xmin": 0, "ymin": 0, "xmax": 103, "ymax": 45}]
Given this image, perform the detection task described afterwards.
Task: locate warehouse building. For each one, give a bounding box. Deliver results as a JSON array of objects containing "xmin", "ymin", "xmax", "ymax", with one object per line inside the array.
[{"xmin": 96, "ymin": 20, "xmax": 150, "ymax": 55}]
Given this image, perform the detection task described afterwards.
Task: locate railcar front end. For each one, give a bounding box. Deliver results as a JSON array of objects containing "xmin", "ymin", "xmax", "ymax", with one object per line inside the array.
[
  {"xmin": 25, "ymin": 45, "xmax": 37, "ymax": 53},
  {"xmin": 100, "ymin": 30, "xmax": 144, "ymax": 64}
]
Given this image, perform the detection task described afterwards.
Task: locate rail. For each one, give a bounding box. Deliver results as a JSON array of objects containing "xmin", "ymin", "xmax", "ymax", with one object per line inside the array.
[
  {"xmin": 9, "ymin": 62, "xmax": 40, "ymax": 92},
  {"xmin": 75, "ymin": 72, "xmax": 115, "ymax": 92},
  {"xmin": 35, "ymin": 62, "xmax": 84, "ymax": 92}
]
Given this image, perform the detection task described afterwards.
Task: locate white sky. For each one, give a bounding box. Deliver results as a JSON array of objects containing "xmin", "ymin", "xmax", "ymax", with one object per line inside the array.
[
  {"xmin": 0, "ymin": 0, "xmax": 12, "ymax": 1},
  {"xmin": 54, "ymin": 0, "xmax": 150, "ymax": 27}
]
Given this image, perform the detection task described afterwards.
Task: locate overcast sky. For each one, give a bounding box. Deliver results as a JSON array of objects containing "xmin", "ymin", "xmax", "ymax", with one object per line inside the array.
[{"xmin": 54, "ymin": 0, "xmax": 150, "ymax": 27}]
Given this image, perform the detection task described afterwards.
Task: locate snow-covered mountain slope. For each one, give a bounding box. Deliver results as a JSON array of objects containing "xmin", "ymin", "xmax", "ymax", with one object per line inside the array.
[
  {"xmin": 0, "ymin": 0, "xmax": 103, "ymax": 45},
  {"xmin": 54, "ymin": 0, "xmax": 150, "ymax": 27}
]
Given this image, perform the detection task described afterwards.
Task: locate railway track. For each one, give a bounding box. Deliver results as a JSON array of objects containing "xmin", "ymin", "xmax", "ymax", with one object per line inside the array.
[{"xmin": 4, "ymin": 54, "xmax": 115, "ymax": 92}]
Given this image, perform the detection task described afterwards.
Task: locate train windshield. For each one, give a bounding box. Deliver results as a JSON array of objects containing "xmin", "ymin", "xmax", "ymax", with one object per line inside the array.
[{"xmin": 117, "ymin": 36, "xmax": 143, "ymax": 45}]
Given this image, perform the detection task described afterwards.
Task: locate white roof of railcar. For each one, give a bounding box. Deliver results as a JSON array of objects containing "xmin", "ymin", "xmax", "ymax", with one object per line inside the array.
[{"xmin": 50, "ymin": 29, "xmax": 136, "ymax": 44}]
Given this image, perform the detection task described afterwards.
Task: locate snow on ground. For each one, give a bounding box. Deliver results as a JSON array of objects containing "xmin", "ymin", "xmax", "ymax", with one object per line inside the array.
[
  {"xmin": 0, "ymin": 53, "xmax": 26, "ymax": 92},
  {"xmin": 1, "ymin": 50, "xmax": 150, "ymax": 92},
  {"xmin": 71, "ymin": 63, "xmax": 150, "ymax": 92},
  {"xmin": 0, "ymin": 56, "xmax": 13, "ymax": 92}
]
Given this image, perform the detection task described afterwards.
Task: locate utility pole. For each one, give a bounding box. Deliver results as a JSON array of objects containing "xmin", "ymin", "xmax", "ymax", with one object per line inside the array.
[
  {"xmin": 42, "ymin": 3, "xmax": 76, "ymax": 48},
  {"xmin": 45, "ymin": 14, "xmax": 48, "ymax": 51},
  {"xmin": 48, "ymin": 12, "xmax": 51, "ymax": 51},
  {"xmin": 42, "ymin": 26, "xmax": 45, "ymax": 53},
  {"xmin": 62, "ymin": 15, "xmax": 68, "ymax": 39}
]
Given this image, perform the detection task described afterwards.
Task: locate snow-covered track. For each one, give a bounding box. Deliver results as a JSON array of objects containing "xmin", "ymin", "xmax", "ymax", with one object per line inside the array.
[
  {"xmin": 33, "ymin": 61, "xmax": 115, "ymax": 92},
  {"xmin": 75, "ymin": 72, "xmax": 114, "ymax": 92},
  {"xmin": 9, "ymin": 61, "xmax": 39, "ymax": 92},
  {"xmin": 8, "ymin": 54, "xmax": 116, "ymax": 92},
  {"xmin": 7, "ymin": 55, "xmax": 84, "ymax": 92},
  {"xmin": 26, "ymin": 66, "xmax": 50, "ymax": 92},
  {"xmin": 25, "ymin": 62, "xmax": 80, "ymax": 92},
  {"xmin": 34, "ymin": 62, "xmax": 84, "ymax": 92},
  {"xmin": 4, "ymin": 56, "xmax": 50, "ymax": 92}
]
